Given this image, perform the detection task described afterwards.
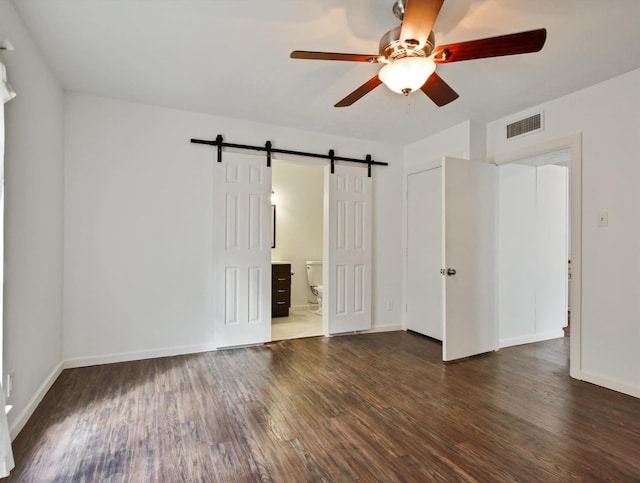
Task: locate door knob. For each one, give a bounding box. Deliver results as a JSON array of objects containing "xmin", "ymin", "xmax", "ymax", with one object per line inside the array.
[{"xmin": 446, "ymin": 268, "xmax": 456, "ymax": 276}]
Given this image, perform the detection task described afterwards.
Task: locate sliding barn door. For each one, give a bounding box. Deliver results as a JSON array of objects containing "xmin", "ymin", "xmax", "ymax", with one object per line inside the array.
[
  {"xmin": 326, "ymin": 164, "xmax": 372, "ymax": 334},
  {"xmin": 214, "ymin": 152, "xmax": 271, "ymax": 348}
]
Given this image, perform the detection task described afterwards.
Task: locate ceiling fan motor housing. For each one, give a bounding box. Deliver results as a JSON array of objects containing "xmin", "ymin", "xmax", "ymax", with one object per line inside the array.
[{"xmin": 379, "ymin": 26, "xmax": 435, "ymax": 60}]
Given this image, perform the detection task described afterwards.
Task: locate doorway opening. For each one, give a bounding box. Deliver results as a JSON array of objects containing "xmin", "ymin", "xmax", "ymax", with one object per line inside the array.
[
  {"xmin": 494, "ymin": 133, "xmax": 582, "ymax": 378},
  {"xmin": 497, "ymin": 149, "xmax": 570, "ymax": 347},
  {"xmin": 270, "ymin": 160, "xmax": 324, "ymax": 341}
]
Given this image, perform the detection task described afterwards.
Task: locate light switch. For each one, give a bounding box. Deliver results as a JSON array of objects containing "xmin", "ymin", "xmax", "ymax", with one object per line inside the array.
[{"xmin": 597, "ymin": 212, "xmax": 608, "ymax": 227}]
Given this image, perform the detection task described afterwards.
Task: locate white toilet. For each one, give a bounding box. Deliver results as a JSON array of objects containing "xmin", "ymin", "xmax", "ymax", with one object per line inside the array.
[{"xmin": 305, "ymin": 261, "xmax": 323, "ymax": 315}]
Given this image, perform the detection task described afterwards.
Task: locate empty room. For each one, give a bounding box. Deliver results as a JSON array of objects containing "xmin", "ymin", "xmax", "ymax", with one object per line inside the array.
[{"xmin": 1, "ymin": 0, "xmax": 640, "ymax": 480}]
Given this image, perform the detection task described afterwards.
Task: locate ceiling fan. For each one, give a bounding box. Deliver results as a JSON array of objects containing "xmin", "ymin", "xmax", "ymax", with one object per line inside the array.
[{"xmin": 290, "ymin": 0, "xmax": 546, "ymax": 107}]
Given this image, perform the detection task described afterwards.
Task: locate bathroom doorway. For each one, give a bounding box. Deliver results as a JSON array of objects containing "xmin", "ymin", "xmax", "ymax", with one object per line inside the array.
[{"xmin": 270, "ymin": 160, "xmax": 325, "ymax": 340}]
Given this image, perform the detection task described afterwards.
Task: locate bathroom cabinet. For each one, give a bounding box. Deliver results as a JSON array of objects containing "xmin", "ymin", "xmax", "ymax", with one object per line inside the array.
[{"xmin": 272, "ymin": 263, "xmax": 291, "ymax": 317}]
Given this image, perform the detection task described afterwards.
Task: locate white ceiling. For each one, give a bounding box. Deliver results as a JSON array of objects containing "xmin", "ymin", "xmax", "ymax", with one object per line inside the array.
[{"xmin": 10, "ymin": 0, "xmax": 640, "ymax": 145}]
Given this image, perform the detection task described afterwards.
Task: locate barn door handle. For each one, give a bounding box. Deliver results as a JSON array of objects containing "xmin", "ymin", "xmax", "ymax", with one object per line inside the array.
[{"xmin": 446, "ymin": 268, "xmax": 456, "ymax": 276}]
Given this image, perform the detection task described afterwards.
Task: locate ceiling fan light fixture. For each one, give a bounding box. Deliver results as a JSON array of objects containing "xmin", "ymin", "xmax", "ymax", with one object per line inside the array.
[{"xmin": 378, "ymin": 56, "xmax": 436, "ymax": 95}]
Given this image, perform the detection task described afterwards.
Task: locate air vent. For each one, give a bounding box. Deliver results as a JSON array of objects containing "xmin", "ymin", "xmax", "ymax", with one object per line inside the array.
[{"xmin": 506, "ymin": 113, "xmax": 543, "ymax": 139}]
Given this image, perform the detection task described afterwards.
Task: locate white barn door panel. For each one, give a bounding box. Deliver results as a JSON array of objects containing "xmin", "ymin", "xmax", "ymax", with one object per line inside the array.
[
  {"xmin": 326, "ymin": 164, "xmax": 372, "ymax": 334},
  {"xmin": 214, "ymin": 152, "xmax": 271, "ymax": 348}
]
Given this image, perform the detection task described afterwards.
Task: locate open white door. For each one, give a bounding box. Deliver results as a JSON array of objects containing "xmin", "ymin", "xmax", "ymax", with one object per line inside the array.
[
  {"xmin": 214, "ymin": 152, "xmax": 271, "ymax": 348},
  {"xmin": 442, "ymin": 157, "xmax": 497, "ymax": 361},
  {"xmin": 326, "ymin": 164, "xmax": 372, "ymax": 334}
]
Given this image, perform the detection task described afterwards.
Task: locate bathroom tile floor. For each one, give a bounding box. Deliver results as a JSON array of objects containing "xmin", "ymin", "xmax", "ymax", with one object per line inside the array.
[{"xmin": 271, "ymin": 306, "xmax": 323, "ymax": 341}]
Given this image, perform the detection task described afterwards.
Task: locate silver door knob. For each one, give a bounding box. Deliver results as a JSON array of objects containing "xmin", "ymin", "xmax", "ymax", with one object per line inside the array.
[{"xmin": 446, "ymin": 268, "xmax": 456, "ymax": 276}]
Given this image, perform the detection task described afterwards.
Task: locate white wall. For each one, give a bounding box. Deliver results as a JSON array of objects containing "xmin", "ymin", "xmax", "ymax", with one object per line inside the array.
[
  {"xmin": 404, "ymin": 120, "xmax": 471, "ymax": 168},
  {"xmin": 271, "ymin": 161, "xmax": 323, "ymax": 308},
  {"xmin": 0, "ymin": 0, "xmax": 65, "ymax": 437},
  {"xmin": 64, "ymin": 93, "xmax": 404, "ymax": 364},
  {"xmin": 488, "ymin": 68, "xmax": 640, "ymax": 397}
]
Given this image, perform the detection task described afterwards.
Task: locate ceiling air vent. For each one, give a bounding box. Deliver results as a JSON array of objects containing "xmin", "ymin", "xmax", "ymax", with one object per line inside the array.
[{"xmin": 506, "ymin": 112, "xmax": 543, "ymax": 139}]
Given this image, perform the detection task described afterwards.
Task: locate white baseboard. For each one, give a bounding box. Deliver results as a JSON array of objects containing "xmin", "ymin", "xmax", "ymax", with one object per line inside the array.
[
  {"xmin": 363, "ymin": 323, "xmax": 403, "ymax": 334},
  {"xmin": 580, "ymin": 371, "xmax": 640, "ymax": 399},
  {"xmin": 63, "ymin": 343, "xmax": 218, "ymax": 369},
  {"xmin": 9, "ymin": 361, "xmax": 63, "ymax": 441},
  {"xmin": 325, "ymin": 324, "xmax": 403, "ymax": 337},
  {"xmin": 499, "ymin": 330, "xmax": 565, "ymax": 349}
]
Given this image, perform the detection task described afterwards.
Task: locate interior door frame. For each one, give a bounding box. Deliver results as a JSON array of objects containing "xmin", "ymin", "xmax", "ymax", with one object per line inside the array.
[{"xmin": 492, "ymin": 133, "xmax": 583, "ymax": 380}]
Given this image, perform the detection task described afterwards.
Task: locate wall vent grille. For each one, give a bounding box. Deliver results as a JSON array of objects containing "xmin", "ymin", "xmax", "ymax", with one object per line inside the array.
[{"xmin": 506, "ymin": 113, "xmax": 542, "ymax": 139}]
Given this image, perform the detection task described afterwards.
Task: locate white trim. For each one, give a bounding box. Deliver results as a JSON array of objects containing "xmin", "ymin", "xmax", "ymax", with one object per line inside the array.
[
  {"xmin": 491, "ymin": 133, "xmax": 580, "ymax": 166},
  {"xmin": 9, "ymin": 361, "xmax": 63, "ymax": 441},
  {"xmin": 500, "ymin": 330, "xmax": 565, "ymax": 349},
  {"xmin": 327, "ymin": 323, "xmax": 403, "ymax": 338},
  {"xmin": 363, "ymin": 324, "xmax": 403, "ymax": 334},
  {"xmin": 489, "ymin": 133, "xmax": 583, "ymax": 380},
  {"xmin": 580, "ymin": 371, "xmax": 640, "ymax": 399},
  {"xmin": 63, "ymin": 343, "xmax": 217, "ymax": 369}
]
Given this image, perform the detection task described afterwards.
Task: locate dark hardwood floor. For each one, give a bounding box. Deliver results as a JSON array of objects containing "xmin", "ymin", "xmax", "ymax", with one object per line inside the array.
[{"xmin": 5, "ymin": 332, "xmax": 640, "ymax": 482}]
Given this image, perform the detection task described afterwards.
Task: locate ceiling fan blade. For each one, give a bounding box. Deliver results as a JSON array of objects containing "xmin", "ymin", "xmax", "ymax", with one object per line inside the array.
[
  {"xmin": 399, "ymin": 0, "xmax": 444, "ymax": 50},
  {"xmin": 335, "ymin": 75, "xmax": 383, "ymax": 107},
  {"xmin": 420, "ymin": 72, "xmax": 459, "ymax": 106},
  {"xmin": 433, "ymin": 28, "xmax": 547, "ymax": 63},
  {"xmin": 291, "ymin": 51, "xmax": 382, "ymax": 63}
]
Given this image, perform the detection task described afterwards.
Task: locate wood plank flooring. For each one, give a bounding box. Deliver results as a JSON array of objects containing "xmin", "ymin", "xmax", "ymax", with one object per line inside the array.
[{"xmin": 5, "ymin": 332, "xmax": 640, "ymax": 482}]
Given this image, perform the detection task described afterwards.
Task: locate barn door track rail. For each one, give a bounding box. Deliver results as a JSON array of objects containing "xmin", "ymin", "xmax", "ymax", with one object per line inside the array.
[{"xmin": 190, "ymin": 135, "xmax": 388, "ymax": 177}]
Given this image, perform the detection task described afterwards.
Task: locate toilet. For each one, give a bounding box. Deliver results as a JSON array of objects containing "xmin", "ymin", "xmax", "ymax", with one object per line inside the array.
[{"xmin": 305, "ymin": 261, "xmax": 323, "ymax": 315}]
